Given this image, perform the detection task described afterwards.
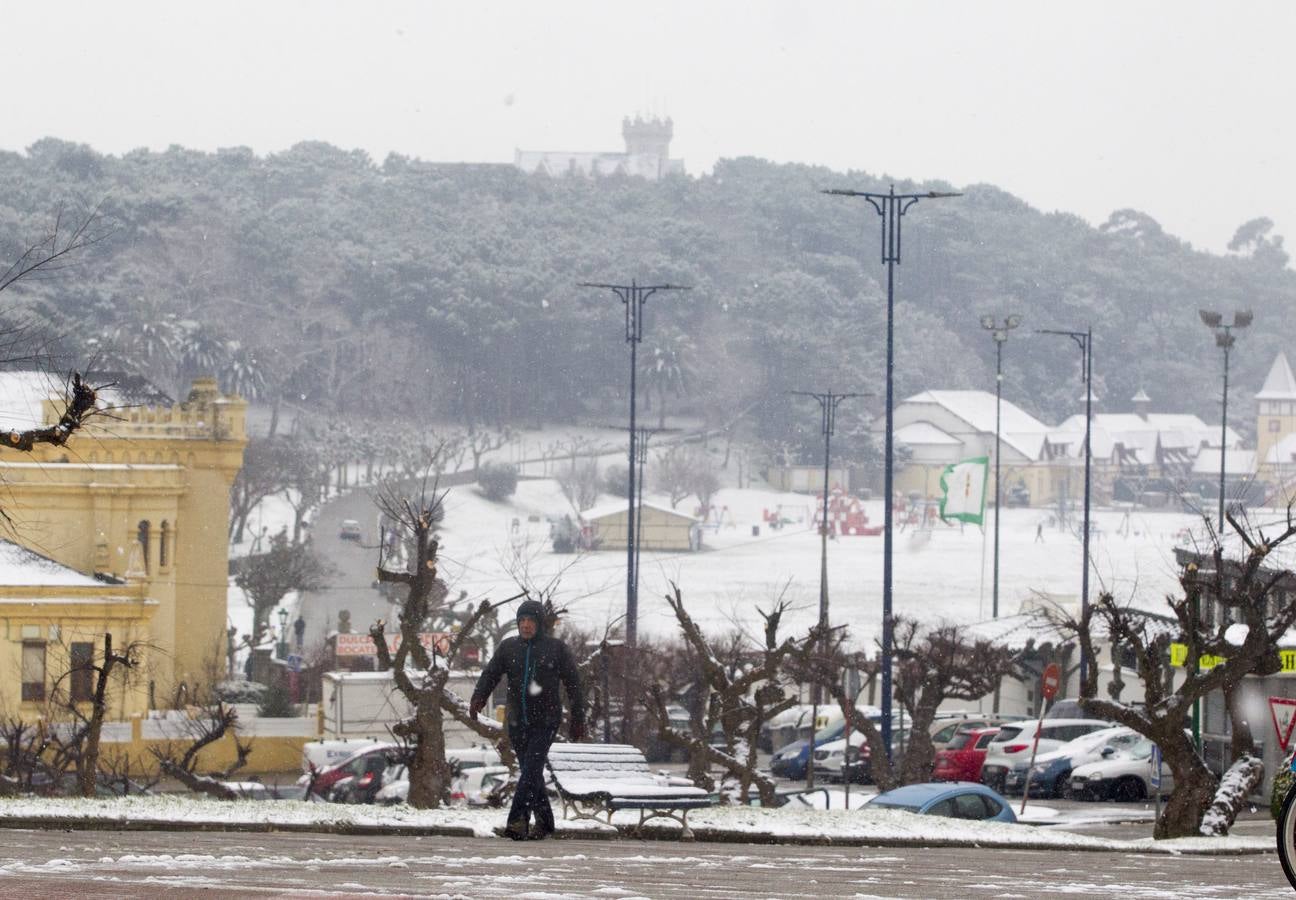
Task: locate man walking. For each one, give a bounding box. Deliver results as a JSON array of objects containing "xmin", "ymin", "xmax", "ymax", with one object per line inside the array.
[{"xmin": 470, "ymin": 599, "xmax": 585, "ymax": 840}]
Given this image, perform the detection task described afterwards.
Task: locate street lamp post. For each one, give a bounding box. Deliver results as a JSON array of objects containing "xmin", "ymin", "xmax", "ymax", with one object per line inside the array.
[
  {"xmin": 1197, "ymin": 308, "xmax": 1252, "ymax": 752},
  {"xmin": 1038, "ymin": 327, "xmax": 1094, "ymax": 687},
  {"xmin": 793, "ymin": 389, "xmax": 862, "ymax": 788},
  {"xmin": 824, "ymin": 185, "xmax": 961, "ymax": 757},
  {"xmin": 580, "ymin": 281, "xmax": 688, "ymax": 647},
  {"xmin": 277, "ymin": 607, "xmax": 290, "ymax": 660},
  {"xmin": 980, "ymin": 315, "xmax": 1022, "ymax": 622}
]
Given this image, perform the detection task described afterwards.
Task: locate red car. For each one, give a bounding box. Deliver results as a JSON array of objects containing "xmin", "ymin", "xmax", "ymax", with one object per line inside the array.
[{"xmin": 932, "ymin": 726, "xmax": 1000, "ymax": 783}]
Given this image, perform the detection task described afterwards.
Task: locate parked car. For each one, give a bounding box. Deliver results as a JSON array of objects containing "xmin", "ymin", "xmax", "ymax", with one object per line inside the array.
[
  {"xmin": 1070, "ymin": 737, "xmax": 1174, "ymax": 801},
  {"xmin": 980, "ymin": 719, "xmax": 1111, "ymax": 793},
  {"xmin": 929, "ymin": 715, "xmax": 1022, "ymax": 751},
  {"xmin": 932, "ymin": 726, "xmax": 1000, "ymax": 782},
  {"xmin": 304, "ymin": 742, "xmax": 404, "ymax": 800},
  {"xmin": 771, "ymin": 719, "xmax": 850, "ymax": 780},
  {"xmin": 867, "ymin": 781, "xmax": 1017, "ymax": 824},
  {"xmin": 812, "ymin": 727, "xmax": 912, "ymax": 784},
  {"xmin": 1003, "ymin": 726, "xmax": 1141, "ymax": 798},
  {"xmin": 339, "ymin": 519, "xmax": 363, "ymax": 541},
  {"xmin": 222, "ymin": 781, "xmax": 310, "ymax": 801}
]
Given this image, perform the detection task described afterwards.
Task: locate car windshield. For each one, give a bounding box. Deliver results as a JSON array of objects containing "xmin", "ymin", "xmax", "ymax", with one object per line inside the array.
[
  {"xmin": 813, "ymin": 721, "xmax": 845, "ymax": 743},
  {"xmin": 1129, "ymin": 739, "xmax": 1154, "ymax": 760}
]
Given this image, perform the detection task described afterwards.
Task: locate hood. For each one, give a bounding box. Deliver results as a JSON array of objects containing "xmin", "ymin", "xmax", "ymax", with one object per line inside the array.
[{"xmin": 516, "ymin": 599, "xmax": 546, "ymax": 634}]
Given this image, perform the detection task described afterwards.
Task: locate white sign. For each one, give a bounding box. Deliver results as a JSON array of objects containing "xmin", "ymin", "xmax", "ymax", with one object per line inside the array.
[
  {"xmin": 1270, "ymin": 696, "xmax": 1296, "ymax": 751},
  {"xmin": 1149, "ymin": 745, "xmax": 1161, "ymax": 789}
]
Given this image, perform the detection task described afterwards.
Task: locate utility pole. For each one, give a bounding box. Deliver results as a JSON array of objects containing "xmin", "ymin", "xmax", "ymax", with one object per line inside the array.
[
  {"xmin": 793, "ymin": 389, "xmax": 863, "ymax": 789},
  {"xmin": 580, "ymin": 281, "xmax": 688, "ymax": 647},
  {"xmin": 824, "ymin": 185, "xmax": 960, "ymax": 759},
  {"xmin": 980, "ymin": 315, "xmax": 1021, "ymax": 622},
  {"xmin": 1039, "ymin": 327, "xmax": 1094, "ymax": 687}
]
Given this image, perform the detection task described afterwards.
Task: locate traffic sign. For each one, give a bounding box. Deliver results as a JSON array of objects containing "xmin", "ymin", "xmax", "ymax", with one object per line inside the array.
[
  {"xmin": 1150, "ymin": 745, "xmax": 1162, "ymax": 789},
  {"xmin": 1041, "ymin": 662, "xmax": 1062, "ymax": 701},
  {"xmin": 287, "ymin": 654, "xmax": 303, "ymax": 673},
  {"xmin": 1270, "ymin": 696, "xmax": 1296, "ymax": 751}
]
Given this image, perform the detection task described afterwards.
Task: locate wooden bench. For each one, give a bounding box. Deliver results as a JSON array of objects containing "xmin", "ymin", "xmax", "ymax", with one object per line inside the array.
[{"xmin": 546, "ymin": 742, "xmax": 714, "ymax": 839}]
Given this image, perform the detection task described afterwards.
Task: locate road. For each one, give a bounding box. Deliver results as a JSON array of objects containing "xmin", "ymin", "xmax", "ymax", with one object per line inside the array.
[
  {"xmin": 0, "ymin": 829, "xmax": 1287, "ymax": 898},
  {"xmin": 297, "ymin": 487, "xmax": 398, "ymax": 652}
]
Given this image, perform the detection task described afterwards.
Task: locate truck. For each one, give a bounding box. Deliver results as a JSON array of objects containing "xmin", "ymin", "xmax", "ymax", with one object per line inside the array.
[{"xmin": 319, "ymin": 669, "xmax": 485, "ymax": 746}]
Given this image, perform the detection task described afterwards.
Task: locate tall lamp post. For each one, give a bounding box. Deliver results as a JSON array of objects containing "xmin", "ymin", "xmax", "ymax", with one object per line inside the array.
[
  {"xmin": 824, "ymin": 185, "xmax": 960, "ymax": 756},
  {"xmin": 793, "ymin": 389, "xmax": 862, "ymax": 788},
  {"xmin": 1038, "ymin": 327, "xmax": 1094, "ymax": 687},
  {"xmin": 980, "ymin": 315, "xmax": 1022, "ymax": 622},
  {"xmin": 1197, "ymin": 308, "xmax": 1251, "ymax": 753},
  {"xmin": 276, "ymin": 607, "xmax": 290, "ymax": 660},
  {"xmin": 580, "ymin": 281, "xmax": 688, "ymax": 647}
]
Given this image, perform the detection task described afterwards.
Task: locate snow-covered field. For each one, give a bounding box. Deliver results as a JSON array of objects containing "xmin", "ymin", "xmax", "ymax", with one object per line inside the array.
[
  {"xmin": 427, "ymin": 478, "xmax": 1203, "ymax": 646},
  {"xmin": 0, "ymin": 796, "xmax": 1268, "ymax": 855}
]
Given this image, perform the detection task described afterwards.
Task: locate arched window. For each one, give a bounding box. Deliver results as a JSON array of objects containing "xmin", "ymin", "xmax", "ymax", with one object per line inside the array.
[
  {"xmin": 137, "ymin": 520, "xmax": 150, "ymax": 572},
  {"xmin": 159, "ymin": 520, "xmax": 170, "ymax": 569}
]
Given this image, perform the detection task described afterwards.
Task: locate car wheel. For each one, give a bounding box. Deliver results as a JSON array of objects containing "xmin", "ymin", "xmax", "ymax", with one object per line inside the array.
[
  {"xmin": 1054, "ymin": 771, "xmax": 1071, "ymax": 799},
  {"xmin": 1112, "ymin": 776, "xmax": 1146, "ymax": 802}
]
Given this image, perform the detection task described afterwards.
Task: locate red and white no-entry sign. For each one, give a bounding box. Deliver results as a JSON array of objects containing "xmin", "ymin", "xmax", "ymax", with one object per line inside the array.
[
  {"xmin": 1041, "ymin": 662, "xmax": 1062, "ymax": 702},
  {"xmin": 1270, "ymin": 696, "xmax": 1296, "ymax": 751}
]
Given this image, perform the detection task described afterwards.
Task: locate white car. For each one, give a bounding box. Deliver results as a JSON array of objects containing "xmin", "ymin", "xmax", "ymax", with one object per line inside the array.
[
  {"xmin": 811, "ymin": 727, "xmax": 912, "ymax": 783},
  {"xmin": 1003, "ymin": 725, "xmax": 1142, "ymax": 798},
  {"xmin": 1069, "ymin": 737, "xmax": 1174, "ymax": 801},
  {"xmin": 980, "ymin": 719, "xmax": 1111, "ymax": 793},
  {"xmin": 377, "ymin": 763, "xmax": 511, "ymax": 806}
]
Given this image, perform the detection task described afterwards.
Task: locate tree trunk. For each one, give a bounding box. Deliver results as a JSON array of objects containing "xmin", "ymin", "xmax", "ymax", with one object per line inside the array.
[
  {"xmin": 405, "ymin": 693, "xmax": 450, "ymax": 809},
  {"xmin": 1156, "ymin": 741, "xmax": 1219, "ymax": 838},
  {"xmin": 1200, "ymin": 754, "xmax": 1264, "ymax": 836}
]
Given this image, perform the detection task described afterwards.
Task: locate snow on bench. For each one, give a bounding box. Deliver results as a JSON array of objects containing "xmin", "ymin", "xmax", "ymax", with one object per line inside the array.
[{"xmin": 546, "ymin": 742, "xmax": 713, "ymax": 839}]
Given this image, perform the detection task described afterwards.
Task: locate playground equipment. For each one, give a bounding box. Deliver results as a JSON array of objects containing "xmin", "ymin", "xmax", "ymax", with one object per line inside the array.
[{"xmin": 813, "ymin": 487, "xmax": 882, "ymax": 537}]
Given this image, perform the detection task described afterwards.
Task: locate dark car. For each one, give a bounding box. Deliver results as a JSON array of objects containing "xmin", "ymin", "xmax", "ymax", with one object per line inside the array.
[{"xmin": 770, "ymin": 719, "xmax": 850, "ymax": 780}]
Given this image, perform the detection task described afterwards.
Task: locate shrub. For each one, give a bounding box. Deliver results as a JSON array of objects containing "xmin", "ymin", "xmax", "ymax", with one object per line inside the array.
[
  {"xmin": 257, "ymin": 678, "xmax": 295, "ymax": 717},
  {"xmin": 1273, "ymin": 747, "xmax": 1295, "ymax": 819},
  {"xmin": 477, "ymin": 461, "xmax": 519, "ymax": 501},
  {"xmin": 602, "ymin": 464, "xmax": 631, "ymax": 498}
]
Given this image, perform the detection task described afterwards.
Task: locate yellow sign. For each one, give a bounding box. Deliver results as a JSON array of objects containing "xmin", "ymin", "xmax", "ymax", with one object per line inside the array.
[{"xmin": 1169, "ymin": 643, "xmax": 1296, "ymax": 673}]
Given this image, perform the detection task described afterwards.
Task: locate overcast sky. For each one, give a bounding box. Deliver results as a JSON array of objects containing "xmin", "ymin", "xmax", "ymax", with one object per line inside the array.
[{"xmin": 4, "ymin": 1, "xmax": 1292, "ymax": 254}]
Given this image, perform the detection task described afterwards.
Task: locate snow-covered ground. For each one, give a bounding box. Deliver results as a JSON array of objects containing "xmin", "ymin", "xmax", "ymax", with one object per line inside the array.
[
  {"xmin": 426, "ymin": 477, "xmax": 1203, "ymax": 646},
  {"xmin": 0, "ymin": 796, "xmax": 1268, "ymax": 855}
]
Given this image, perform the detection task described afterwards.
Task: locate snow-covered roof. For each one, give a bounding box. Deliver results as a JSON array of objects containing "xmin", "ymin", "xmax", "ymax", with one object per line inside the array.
[
  {"xmin": 894, "ymin": 421, "xmax": 961, "ymax": 447},
  {"xmin": 0, "ymin": 370, "xmax": 170, "ymax": 431},
  {"xmin": 0, "ymin": 540, "xmax": 107, "ymax": 587},
  {"xmin": 1265, "ymin": 434, "xmax": 1296, "ymax": 465},
  {"xmin": 582, "ymin": 500, "xmax": 699, "ymax": 523},
  {"xmin": 1049, "ymin": 412, "xmax": 1237, "ymax": 463},
  {"xmin": 1191, "ymin": 447, "xmax": 1257, "ymax": 476},
  {"xmin": 1257, "ymin": 353, "xmax": 1296, "ymax": 401},
  {"xmin": 900, "ymin": 390, "xmax": 1051, "ymax": 459}
]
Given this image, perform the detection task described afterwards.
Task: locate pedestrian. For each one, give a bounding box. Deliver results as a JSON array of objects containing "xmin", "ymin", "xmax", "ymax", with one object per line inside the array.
[
  {"xmin": 293, "ymin": 615, "xmax": 306, "ymax": 650},
  {"xmin": 469, "ymin": 598, "xmax": 585, "ymax": 841},
  {"xmin": 1035, "ymin": 522, "xmax": 1045, "ymax": 543}
]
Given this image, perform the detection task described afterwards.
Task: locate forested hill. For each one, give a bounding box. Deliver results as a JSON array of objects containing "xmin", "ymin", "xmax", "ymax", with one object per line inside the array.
[{"xmin": 2, "ymin": 138, "xmax": 1292, "ymax": 456}]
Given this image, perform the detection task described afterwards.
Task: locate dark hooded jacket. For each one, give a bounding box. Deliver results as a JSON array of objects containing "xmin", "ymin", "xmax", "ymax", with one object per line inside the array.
[{"xmin": 471, "ymin": 599, "xmax": 584, "ymax": 730}]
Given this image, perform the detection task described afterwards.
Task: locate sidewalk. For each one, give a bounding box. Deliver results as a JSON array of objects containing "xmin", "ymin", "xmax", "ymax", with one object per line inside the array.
[{"xmin": 0, "ymin": 796, "xmax": 1273, "ymax": 856}]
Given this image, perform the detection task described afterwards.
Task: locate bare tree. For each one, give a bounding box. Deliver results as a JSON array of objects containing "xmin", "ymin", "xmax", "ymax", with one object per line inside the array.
[
  {"xmin": 558, "ymin": 459, "xmax": 601, "ymax": 514},
  {"xmin": 1059, "ymin": 507, "xmax": 1296, "ymax": 838},
  {"xmin": 234, "ymin": 530, "xmax": 330, "ymax": 647},
  {"xmin": 467, "ymin": 425, "xmax": 511, "ymax": 473},
  {"xmin": 370, "ymin": 477, "xmax": 523, "ymax": 808},
  {"xmin": 150, "ymin": 699, "xmax": 252, "ymax": 800},
  {"xmin": 228, "ymin": 436, "xmax": 293, "ymax": 543},
  {"xmin": 641, "ymin": 584, "xmax": 812, "ymax": 805}
]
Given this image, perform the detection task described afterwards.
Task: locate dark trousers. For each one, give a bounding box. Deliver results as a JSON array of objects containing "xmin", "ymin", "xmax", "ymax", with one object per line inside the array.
[{"xmin": 507, "ymin": 722, "xmax": 558, "ymax": 831}]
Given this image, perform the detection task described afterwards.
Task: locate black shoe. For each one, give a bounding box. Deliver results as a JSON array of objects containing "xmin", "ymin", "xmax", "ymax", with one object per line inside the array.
[
  {"xmin": 527, "ymin": 823, "xmax": 554, "ymax": 841},
  {"xmin": 494, "ymin": 822, "xmax": 529, "ymax": 841}
]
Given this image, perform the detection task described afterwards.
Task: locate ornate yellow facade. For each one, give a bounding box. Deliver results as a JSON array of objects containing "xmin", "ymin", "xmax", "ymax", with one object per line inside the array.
[{"xmin": 0, "ymin": 376, "xmax": 245, "ymax": 714}]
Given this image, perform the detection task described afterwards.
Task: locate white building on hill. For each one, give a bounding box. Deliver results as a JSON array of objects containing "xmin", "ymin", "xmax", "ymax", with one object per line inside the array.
[{"xmin": 514, "ymin": 116, "xmax": 685, "ymax": 180}]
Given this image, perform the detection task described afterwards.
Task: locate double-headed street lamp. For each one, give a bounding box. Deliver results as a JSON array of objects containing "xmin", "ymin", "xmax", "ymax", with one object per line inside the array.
[
  {"xmin": 1196, "ymin": 308, "xmax": 1251, "ymax": 752},
  {"xmin": 980, "ymin": 314, "xmax": 1022, "ymax": 622},
  {"xmin": 277, "ymin": 606, "xmax": 290, "ymax": 660},
  {"xmin": 581, "ymin": 281, "xmax": 688, "ymax": 647},
  {"xmin": 1198, "ymin": 310, "xmax": 1252, "ymax": 536},
  {"xmin": 793, "ymin": 389, "xmax": 863, "ymax": 788},
  {"xmin": 824, "ymin": 185, "xmax": 960, "ymax": 757},
  {"xmin": 1038, "ymin": 327, "xmax": 1094, "ymax": 688}
]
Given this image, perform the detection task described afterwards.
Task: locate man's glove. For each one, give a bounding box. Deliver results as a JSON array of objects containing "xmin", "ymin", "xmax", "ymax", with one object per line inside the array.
[
  {"xmin": 569, "ymin": 721, "xmax": 586, "ymax": 742},
  {"xmin": 469, "ymin": 698, "xmax": 483, "ymax": 721}
]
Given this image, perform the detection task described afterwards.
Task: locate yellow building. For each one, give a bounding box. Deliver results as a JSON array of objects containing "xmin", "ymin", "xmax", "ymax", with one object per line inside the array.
[
  {"xmin": 584, "ymin": 501, "xmax": 702, "ymax": 552},
  {"xmin": 0, "ymin": 374, "xmax": 245, "ymax": 717},
  {"xmin": 1257, "ymin": 353, "xmax": 1296, "ymax": 487}
]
